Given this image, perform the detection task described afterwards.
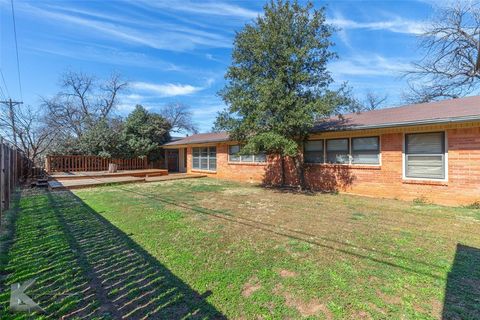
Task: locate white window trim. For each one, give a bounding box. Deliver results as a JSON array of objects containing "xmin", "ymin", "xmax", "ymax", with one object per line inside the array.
[
  {"xmin": 305, "ymin": 136, "xmax": 382, "ymax": 166},
  {"xmin": 350, "ymin": 136, "xmax": 382, "ymax": 166},
  {"xmin": 402, "ymin": 131, "xmax": 448, "ymax": 182},
  {"xmin": 192, "ymin": 146, "xmax": 217, "ymax": 172},
  {"xmin": 228, "ymin": 145, "xmax": 266, "ymax": 164}
]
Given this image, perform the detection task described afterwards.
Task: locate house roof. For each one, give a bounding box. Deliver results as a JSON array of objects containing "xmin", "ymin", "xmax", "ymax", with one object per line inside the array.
[
  {"xmin": 163, "ymin": 132, "xmax": 229, "ymax": 146},
  {"xmin": 313, "ymin": 95, "xmax": 480, "ymax": 132},
  {"xmin": 164, "ymin": 96, "xmax": 480, "ymax": 146}
]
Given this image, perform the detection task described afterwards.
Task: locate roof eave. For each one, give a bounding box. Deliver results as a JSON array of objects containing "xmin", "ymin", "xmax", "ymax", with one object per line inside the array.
[
  {"xmin": 163, "ymin": 138, "xmax": 231, "ymax": 148},
  {"xmin": 314, "ymin": 115, "xmax": 480, "ymax": 132}
]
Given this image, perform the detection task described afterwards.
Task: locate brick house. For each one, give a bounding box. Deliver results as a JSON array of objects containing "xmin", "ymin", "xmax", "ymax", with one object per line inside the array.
[{"xmin": 163, "ymin": 96, "xmax": 480, "ymax": 206}]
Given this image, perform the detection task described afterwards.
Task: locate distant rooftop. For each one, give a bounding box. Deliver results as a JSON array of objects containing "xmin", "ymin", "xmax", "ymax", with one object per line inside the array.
[{"xmin": 164, "ymin": 96, "xmax": 480, "ymax": 146}]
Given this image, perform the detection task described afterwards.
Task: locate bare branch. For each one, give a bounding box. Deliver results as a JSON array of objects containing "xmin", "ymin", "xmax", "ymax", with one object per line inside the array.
[
  {"xmin": 405, "ymin": 1, "xmax": 480, "ymax": 102},
  {"xmin": 160, "ymin": 103, "xmax": 199, "ymax": 134},
  {"xmin": 42, "ymin": 71, "xmax": 127, "ymax": 138}
]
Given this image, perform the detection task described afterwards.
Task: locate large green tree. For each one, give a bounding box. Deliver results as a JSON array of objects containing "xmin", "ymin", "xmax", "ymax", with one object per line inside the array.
[
  {"xmin": 123, "ymin": 105, "xmax": 171, "ymax": 161},
  {"xmin": 215, "ymin": 0, "xmax": 348, "ymax": 188}
]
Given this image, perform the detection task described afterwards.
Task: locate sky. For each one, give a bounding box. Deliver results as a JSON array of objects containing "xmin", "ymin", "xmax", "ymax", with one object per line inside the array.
[{"xmin": 0, "ymin": 0, "xmax": 438, "ymax": 133}]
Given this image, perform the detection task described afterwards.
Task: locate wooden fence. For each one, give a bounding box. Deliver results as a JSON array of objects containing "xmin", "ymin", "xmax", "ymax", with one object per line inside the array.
[
  {"xmin": 45, "ymin": 155, "xmax": 148, "ymax": 173},
  {"xmin": 0, "ymin": 137, "xmax": 30, "ymax": 219}
]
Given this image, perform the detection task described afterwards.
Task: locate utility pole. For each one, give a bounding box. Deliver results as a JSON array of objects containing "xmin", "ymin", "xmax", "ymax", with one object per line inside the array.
[{"xmin": 0, "ymin": 99, "xmax": 23, "ymax": 145}]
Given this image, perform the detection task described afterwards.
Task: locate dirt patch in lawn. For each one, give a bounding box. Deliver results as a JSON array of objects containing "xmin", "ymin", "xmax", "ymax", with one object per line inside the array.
[
  {"xmin": 279, "ymin": 269, "xmax": 297, "ymax": 278},
  {"xmin": 284, "ymin": 292, "xmax": 332, "ymax": 319},
  {"xmin": 242, "ymin": 276, "xmax": 262, "ymax": 297},
  {"xmin": 222, "ymin": 187, "xmax": 261, "ymax": 196},
  {"xmin": 377, "ymin": 290, "xmax": 402, "ymax": 305}
]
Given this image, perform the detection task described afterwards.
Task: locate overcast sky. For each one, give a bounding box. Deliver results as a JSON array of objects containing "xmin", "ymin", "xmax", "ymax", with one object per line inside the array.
[{"xmin": 0, "ymin": 0, "xmax": 436, "ymax": 133}]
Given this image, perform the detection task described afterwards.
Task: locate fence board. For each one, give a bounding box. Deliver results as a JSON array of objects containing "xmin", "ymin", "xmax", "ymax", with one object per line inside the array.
[
  {"xmin": 45, "ymin": 155, "xmax": 149, "ymax": 173},
  {"xmin": 0, "ymin": 136, "xmax": 33, "ymax": 223}
]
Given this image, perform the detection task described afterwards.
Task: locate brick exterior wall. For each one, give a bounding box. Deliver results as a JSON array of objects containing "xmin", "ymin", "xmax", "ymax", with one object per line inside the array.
[{"xmin": 183, "ymin": 124, "xmax": 480, "ymax": 206}]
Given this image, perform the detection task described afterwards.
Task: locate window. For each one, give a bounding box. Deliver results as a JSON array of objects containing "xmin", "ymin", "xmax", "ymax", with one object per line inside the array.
[
  {"xmin": 228, "ymin": 145, "xmax": 266, "ymax": 163},
  {"xmin": 192, "ymin": 146, "xmax": 216, "ymax": 171},
  {"xmin": 352, "ymin": 137, "xmax": 380, "ymax": 164},
  {"xmin": 405, "ymin": 132, "xmax": 445, "ymax": 179},
  {"xmin": 304, "ymin": 140, "xmax": 324, "ymax": 163},
  {"xmin": 326, "ymin": 138, "xmax": 349, "ymax": 164}
]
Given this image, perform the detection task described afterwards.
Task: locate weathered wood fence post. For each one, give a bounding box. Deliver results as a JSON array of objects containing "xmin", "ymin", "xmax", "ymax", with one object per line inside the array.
[{"xmin": 0, "ymin": 137, "xmax": 4, "ymax": 219}]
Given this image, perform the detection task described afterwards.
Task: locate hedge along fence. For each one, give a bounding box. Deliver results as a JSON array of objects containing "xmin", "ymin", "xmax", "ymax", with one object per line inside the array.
[
  {"xmin": 45, "ymin": 155, "xmax": 148, "ymax": 173},
  {"xmin": 1, "ymin": 136, "xmax": 31, "ymax": 219}
]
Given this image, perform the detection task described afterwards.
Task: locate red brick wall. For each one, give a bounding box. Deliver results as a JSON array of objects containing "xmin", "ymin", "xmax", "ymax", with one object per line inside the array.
[{"xmin": 186, "ymin": 127, "xmax": 480, "ymax": 206}]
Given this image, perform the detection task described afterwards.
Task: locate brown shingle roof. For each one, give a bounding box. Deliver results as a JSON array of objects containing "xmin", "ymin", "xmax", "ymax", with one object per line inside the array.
[
  {"xmin": 163, "ymin": 132, "xmax": 229, "ymax": 146},
  {"xmin": 314, "ymin": 95, "xmax": 480, "ymax": 132},
  {"xmin": 163, "ymin": 96, "xmax": 480, "ymax": 146}
]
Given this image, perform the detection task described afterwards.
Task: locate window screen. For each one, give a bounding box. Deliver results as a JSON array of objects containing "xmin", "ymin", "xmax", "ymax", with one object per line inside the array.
[
  {"xmin": 192, "ymin": 147, "xmax": 216, "ymax": 171},
  {"xmin": 405, "ymin": 132, "xmax": 445, "ymax": 179},
  {"xmin": 304, "ymin": 140, "xmax": 324, "ymax": 163},
  {"xmin": 326, "ymin": 139, "xmax": 349, "ymax": 164},
  {"xmin": 352, "ymin": 137, "xmax": 380, "ymax": 164},
  {"xmin": 228, "ymin": 145, "xmax": 241, "ymax": 162},
  {"xmin": 228, "ymin": 145, "xmax": 266, "ymax": 163}
]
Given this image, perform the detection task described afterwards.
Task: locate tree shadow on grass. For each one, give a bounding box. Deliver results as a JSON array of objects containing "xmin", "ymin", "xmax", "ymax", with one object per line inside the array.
[
  {"xmin": 46, "ymin": 190, "xmax": 225, "ymax": 319},
  {"xmin": 442, "ymin": 244, "xmax": 480, "ymax": 320},
  {"xmin": 0, "ymin": 189, "xmax": 224, "ymax": 319}
]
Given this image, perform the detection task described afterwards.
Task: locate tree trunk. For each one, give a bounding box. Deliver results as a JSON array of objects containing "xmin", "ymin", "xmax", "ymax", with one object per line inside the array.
[{"xmin": 293, "ymin": 155, "xmax": 306, "ymax": 190}]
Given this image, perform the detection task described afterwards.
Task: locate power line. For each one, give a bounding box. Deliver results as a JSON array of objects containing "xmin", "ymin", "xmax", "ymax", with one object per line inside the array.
[
  {"xmin": 0, "ymin": 83, "xmax": 7, "ymax": 101},
  {"xmin": 0, "ymin": 69, "xmax": 10, "ymax": 99},
  {"xmin": 10, "ymin": 0, "xmax": 22, "ymax": 100}
]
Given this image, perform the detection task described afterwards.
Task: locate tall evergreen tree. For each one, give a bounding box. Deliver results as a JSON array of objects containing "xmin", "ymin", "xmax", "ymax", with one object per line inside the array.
[
  {"xmin": 215, "ymin": 0, "xmax": 348, "ymax": 188},
  {"xmin": 123, "ymin": 105, "xmax": 171, "ymax": 161}
]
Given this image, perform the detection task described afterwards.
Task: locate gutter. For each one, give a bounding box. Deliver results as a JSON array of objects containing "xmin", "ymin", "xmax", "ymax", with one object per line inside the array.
[{"xmin": 315, "ymin": 115, "xmax": 480, "ymax": 132}]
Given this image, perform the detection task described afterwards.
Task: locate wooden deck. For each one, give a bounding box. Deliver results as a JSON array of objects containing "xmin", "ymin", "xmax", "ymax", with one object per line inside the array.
[
  {"xmin": 49, "ymin": 169, "xmax": 168, "ymax": 180},
  {"xmin": 48, "ymin": 173, "xmax": 207, "ymax": 190}
]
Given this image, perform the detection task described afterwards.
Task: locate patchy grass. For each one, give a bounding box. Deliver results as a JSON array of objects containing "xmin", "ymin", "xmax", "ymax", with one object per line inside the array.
[{"xmin": 1, "ymin": 178, "xmax": 479, "ymax": 319}]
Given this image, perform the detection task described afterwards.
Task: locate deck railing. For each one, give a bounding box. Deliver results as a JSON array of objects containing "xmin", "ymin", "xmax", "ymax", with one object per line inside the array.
[{"xmin": 45, "ymin": 155, "xmax": 148, "ymax": 173}]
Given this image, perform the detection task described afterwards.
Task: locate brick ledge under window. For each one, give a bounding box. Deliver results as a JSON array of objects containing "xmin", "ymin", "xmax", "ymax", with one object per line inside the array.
[
  {"xmin": 227, "ymin": 162, "xmax": 267, "ymax": 166},
  {"xmin": 305, "ymin": 163, "xmax": 381, "ymax": 170},
  {"xmin": 402, "ymin": 179, "xmax": 448, "ymax": 186},
  {"xmin": 191, "ymin": 169, "xmax": 217, "ymax": 174}
]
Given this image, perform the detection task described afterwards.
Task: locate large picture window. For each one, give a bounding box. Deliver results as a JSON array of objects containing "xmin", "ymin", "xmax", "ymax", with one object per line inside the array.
[
  {"xmin": 405, "ymin": 132, "xmax": 445, "ymax": 179},
  {"xmin": 304, "ymin": 140, "xmax": 324, "ymax": 163},
  {"xmin": 352, "ymin": 137, "xmax": 380, "ymax": 164},
  {"xmin": 326, "ymin": 138, "xmax": 349, "ymax": 164},
  {"xmin": 305, "ymin": 136, "xmax": 380, "ymax": 165},
  {"xmin": 192, "ymin": 146, "xmax": 216, "ymax": 171},
  {"xmin": 228, "ymin": 145, "xmax": 266, "ymax": 163}
]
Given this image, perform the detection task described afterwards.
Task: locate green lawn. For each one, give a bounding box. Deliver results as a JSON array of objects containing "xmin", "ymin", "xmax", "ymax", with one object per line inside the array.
[{"xmin": 1, "ymin": 178, "xmax": 479, "ymax": 319}]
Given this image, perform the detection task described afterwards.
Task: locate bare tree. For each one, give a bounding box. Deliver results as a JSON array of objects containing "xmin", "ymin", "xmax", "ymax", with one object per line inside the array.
[
  {"xmin": 0, "ymin": 104, "xmax": 54, "ymax": 166},
  {"xmin": 363, "ymin": 91, "xmax": 388, "ymax": 110},
  {"xmin": 43, "ymin": 71, "xmax": 127, "ymax": 138},
  {"xmin": 405, "ymin": 2, "xmax": 480, "ymax": 102},
  {"xmin": 160, "ymin": 102, "xmax": 198, "ymax": 134}
]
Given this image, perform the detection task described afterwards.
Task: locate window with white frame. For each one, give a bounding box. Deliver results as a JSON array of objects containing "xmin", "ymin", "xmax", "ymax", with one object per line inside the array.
[
  {"xmin": 352, "ymin": 136, "xmax": 380, "ymax": 164},
  {"xmin": 405, "ymin": 132, "xmax": 445, "ymax": 179},
  {"xmin": 304, "ymin": 140, "xmax": 324, "ymax": 163},
  {"xmin": 228, "ymin": 145, "xmax": 266, "ymax": 163},
  {"xmin": 326, "ymin": 138, "xmax": 349, "ymax": 164},
  {"xmin": 192, "ymin": 146, "xmax": 216, "ymax": 171}
]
